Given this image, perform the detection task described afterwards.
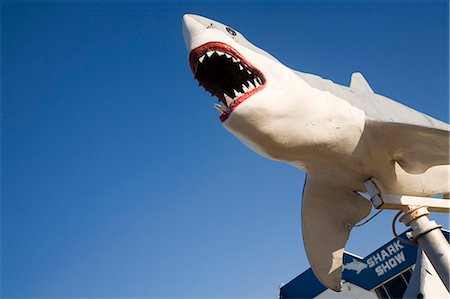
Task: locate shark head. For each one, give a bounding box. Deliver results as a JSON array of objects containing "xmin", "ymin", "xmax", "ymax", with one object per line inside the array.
[
  {"xmin": 183, "ymin": 14, "xmax": 272, "ymax": 121},
  {"xmin": 183, "ymin": 14, "xmax": 314, "ymax": 161}
]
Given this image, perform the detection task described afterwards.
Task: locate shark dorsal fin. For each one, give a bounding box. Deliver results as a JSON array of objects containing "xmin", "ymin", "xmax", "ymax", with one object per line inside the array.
[{"xmin": 350, "ymin": 72, "xmax": 374, "ymax": 93}]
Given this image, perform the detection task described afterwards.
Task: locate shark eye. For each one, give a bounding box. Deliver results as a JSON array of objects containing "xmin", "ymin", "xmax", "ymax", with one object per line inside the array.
[{"xmin": 226, "ymin": 27, "xmax": 236, "ymax": 36}]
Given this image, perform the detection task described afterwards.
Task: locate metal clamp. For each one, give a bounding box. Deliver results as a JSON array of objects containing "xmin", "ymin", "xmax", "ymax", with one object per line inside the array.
[{"xmin": 363, "ymin": 178, "xmax": 384, "ymax": 209}]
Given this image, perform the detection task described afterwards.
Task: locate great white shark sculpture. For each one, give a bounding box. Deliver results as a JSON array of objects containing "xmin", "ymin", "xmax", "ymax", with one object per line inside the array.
[{"xmin": 182, "ymin": 14, "xmax": 450, "ymax": 291}]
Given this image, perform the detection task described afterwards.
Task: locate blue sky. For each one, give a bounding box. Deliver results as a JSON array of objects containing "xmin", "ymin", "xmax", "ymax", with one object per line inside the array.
[{"xmin": 2, "ymin": 1, "xmax": 448, "ymax": 298}]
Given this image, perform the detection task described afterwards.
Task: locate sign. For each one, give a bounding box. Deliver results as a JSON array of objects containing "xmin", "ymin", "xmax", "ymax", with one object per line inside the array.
[
  {"xmin": 342, "ymin": 230, "xmax": 449, "ymax": 290},
  {"xmin": 280, "ymin": 229, "xmax": 449, "ymax": 298}
]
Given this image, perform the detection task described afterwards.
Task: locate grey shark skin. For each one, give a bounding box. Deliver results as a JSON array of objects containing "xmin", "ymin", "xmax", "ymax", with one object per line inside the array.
[{"xmin": 182, "ymin": 14, "xmax": 450, "ymax": 291}]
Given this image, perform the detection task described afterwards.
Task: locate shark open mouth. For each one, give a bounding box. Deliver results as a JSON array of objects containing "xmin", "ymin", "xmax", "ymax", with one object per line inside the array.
[{"xmin": 189, "ymin": 42, "xmax": 266, "ymax": 122}]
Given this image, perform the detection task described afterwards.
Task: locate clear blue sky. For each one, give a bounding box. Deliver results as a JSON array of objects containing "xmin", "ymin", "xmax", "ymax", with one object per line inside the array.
[{"xmin": 2, "ymin": 1, "xmax": 448, "ymax": 297}]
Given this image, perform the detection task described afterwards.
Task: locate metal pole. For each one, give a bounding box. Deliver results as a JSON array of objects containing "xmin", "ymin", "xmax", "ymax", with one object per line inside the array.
[{"xmin": 400, "ymin": 207, "xmax": 450, "ymax": 292}]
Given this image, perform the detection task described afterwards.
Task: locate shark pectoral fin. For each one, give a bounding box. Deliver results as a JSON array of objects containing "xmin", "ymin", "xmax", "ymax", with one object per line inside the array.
[
  {"xmin": 301, "ymin": 175, "xmax": 372, "ymax": 292},
  {"xmin": 365, "ymin": 119, "xmax": 450, "ymax": 174}
]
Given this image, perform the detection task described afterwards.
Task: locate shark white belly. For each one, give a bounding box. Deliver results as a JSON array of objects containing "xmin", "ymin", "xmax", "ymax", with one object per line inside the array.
[{"xmin": 182, "ymin": 14, "xmax": 450, "ymax": 291}]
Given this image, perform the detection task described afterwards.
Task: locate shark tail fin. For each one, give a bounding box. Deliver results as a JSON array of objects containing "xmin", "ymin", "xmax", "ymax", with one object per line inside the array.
[{"xmin": 350, "ymin": 72, "xmax": 374, "ymax": 93}]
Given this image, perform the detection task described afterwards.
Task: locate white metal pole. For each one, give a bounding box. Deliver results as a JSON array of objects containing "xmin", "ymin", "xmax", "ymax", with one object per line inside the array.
[{"xmin": 401, "ymin": 210, "xmax": 450, "ymax": 292}]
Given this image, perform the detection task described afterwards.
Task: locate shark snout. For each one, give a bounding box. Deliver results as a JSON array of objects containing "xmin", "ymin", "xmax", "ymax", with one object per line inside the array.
[{"xmin": 182, "ymin": 14, "xmax": 210, "ymax": 49}]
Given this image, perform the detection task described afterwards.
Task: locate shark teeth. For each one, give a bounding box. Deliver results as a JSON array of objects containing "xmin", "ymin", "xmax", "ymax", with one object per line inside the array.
[
  {"xmin": 233, "ymin": 89, "xmax": 243, "ymax": 98},
  {"xmin": 194, "ymin": 47, "xmax": 266, "ymax": 111},
  {"xmin": 214, "ymin": 103, "xmax": 229, "ymax": 114},
  {"xmin": 224, "ymin": 94, "xmax": 234, "ymax": 107}
]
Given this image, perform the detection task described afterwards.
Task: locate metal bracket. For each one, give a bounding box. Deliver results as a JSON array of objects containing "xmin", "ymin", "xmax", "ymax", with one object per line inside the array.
[
  {"xmin": 399, "ymin": 206, "xmax": 442, "ymax": 242},
  {"xmin": 363, "ymin": 179, "xmax": 450, "ymax": 212}
]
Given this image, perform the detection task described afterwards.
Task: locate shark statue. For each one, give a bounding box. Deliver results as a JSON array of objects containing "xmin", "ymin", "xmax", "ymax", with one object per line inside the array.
[{"xmin": 182, "ymin": 14, "xmax": 450, "ymax": 291}]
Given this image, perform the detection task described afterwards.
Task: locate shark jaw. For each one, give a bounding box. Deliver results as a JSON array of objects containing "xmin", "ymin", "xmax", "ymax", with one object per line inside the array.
[{"xmin": 189, "ymin": 42, "xmax": 266, "ymax": 122}]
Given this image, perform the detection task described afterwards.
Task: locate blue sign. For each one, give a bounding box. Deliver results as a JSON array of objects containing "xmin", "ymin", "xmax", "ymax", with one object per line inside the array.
[
  {"xmin": 280, "ymin": 229, "xmax": 449, "ymax": 298},
  {"xmin": 342, "ymin": 230, "xmax": 449, "ymax": 290},
  {"xmin": 342, "ymin": 231, "xmax": 417, "ymax": 289}
]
